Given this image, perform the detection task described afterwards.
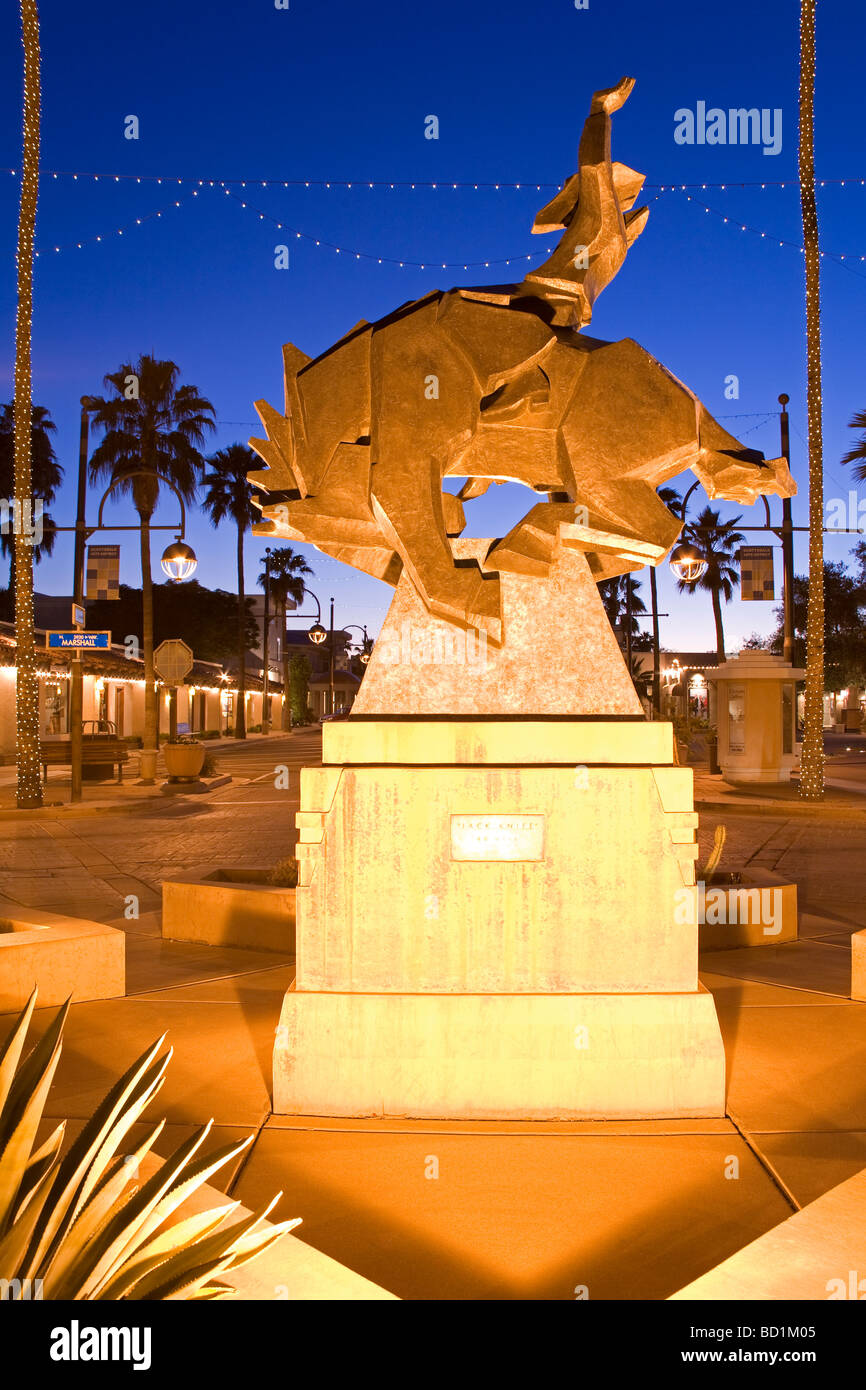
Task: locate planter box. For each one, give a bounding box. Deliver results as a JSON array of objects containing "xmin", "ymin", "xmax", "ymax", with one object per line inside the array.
[
  {"xmin": 853, "ymin": 929, "xmax": 866, "ymax": 1001},
  {"xmin": 698, "ymin": 868, "xmax": 798, "ymax": 951},
  {"xmin": 162, "ymin": 867, "xmax": 295, "ymax": 954},
  {"xmin": 0, "ymin": 908, "xmax": 125, "ymax": 1012}
]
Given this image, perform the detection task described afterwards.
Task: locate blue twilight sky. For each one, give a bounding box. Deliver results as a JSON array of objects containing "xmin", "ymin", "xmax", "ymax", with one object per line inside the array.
[{"xmin": 1, "ymin": 0, "xmax": 865, "ymax": 652}]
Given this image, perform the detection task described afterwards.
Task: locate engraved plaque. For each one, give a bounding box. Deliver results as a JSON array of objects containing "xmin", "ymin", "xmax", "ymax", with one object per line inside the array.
[{"xmin": 450, "ymin": 813, "xmax": 545, "ymax": 862}]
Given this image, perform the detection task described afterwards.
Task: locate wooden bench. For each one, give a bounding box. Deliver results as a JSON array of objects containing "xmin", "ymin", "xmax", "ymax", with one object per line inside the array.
[{"xmin": 40, "ymin": 739, "xmax": 130, "ymax": 784}]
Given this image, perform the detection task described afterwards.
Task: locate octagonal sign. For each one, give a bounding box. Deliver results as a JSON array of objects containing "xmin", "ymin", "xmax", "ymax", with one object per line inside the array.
[{"xmin": 154, "ymin": 638, "xmax": 194, "ymax": 687}]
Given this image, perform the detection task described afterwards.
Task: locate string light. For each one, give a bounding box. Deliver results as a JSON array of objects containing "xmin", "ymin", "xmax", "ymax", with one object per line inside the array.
[
  {"xmin": 34, "ymin": 189, "xmax": 197, "ymax": 257},
  {"xmin": 798, "ymin": 0, "xmax": 825, "ymax": 801},
  {"xmin": 13, "ymin": 0, "xmax": 43, "ymax": 809},
  {"xmin": 666, "ymin": 187, "xmax": 866, "ymax": 277},
  {"xmin": 220, "ymin": 185, "xmax": 552, "ymax": 268},
  {"xmin": 4, "ymin": 166, "xmax": 865, "ymax": 191},
  {"xmin": 22, "ymin": 172, "xmax": 866, "ymax": 273}
]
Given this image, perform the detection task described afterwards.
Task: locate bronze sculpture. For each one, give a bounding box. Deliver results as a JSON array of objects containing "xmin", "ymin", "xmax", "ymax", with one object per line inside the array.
[{"xmin": 249, "ymin": 77, "xmax": 795, "ymax": 645}]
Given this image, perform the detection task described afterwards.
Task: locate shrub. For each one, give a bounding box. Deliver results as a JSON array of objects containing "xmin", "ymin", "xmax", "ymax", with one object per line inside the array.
[{"xmin": 267, "ymin": 857, "xmax": 299, "ymax": 888}]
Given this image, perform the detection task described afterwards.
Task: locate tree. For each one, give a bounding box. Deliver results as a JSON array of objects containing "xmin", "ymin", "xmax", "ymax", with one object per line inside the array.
[
  {"xmin": 88, "ymin": 356, "xmax": 215, "ymax": 778},
  {"xmin": 258, "ymin": 546, "xmax": 313, "ymax": 731},
  {"xmin": 200, "ymin": 444, "xmax": 261, "ymax": 738},
  {"xmin": 798, "ymin": 0, "xmax": 825, "ymax": 799},
  {"xmin": 675, "ymin": 506, "xmax": 745, "ymax": 661},
  {"xmin": 85, "ymin": 582, "xmax": 259, "ymax": 666},
  {"xmin": 12, "ymin": 1, "xmax": 43, "ymax": 808},
  {"xmin": 766, "ymin": 562, "xmax": 866, "ymax": 694},
  {"xmin": 840, "ymin": 409, "xmax": 866, "ymax": 482},
  {"xmin": 0, "ymin": 403, "xmax": 62, "ymax": 619},
  {"xmin": 289, "ymin": 652, "xmax": 311, "ymax": 724},
  {"xmin": 599, "ymin": 574, "xmax": 648, "ymax": 645}
]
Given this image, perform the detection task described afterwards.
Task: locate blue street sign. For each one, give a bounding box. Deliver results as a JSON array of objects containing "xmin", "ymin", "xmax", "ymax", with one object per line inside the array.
[{"xmin": 47, "ymin": 631, "xmax": 111, "ymax": 650}]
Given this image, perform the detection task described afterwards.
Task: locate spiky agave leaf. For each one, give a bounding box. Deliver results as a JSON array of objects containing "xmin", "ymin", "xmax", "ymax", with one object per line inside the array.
[
  {"xmin": 40, "ymin": 1123, "xmax": 166, "ymax": 1298},
  {"xmin": 0, "ymin": 996, "xmax": 69, "ymax": 1235},
  {"xmin": 21, "ymin": 1038, "xmax": 170, "ymax": 1281},
  {"xmin": 0, "ymin": 995, "xmax": 300, "ymax": 1300},
  {"xmin": 66, "ymin": 1130, "xmax": 259, "ymax": 1300}
]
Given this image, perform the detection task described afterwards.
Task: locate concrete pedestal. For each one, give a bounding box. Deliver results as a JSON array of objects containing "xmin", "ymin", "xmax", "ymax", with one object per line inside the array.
[{"xmin": 274, "ymin": 719, "xmax": 726, "ymax": 1119}]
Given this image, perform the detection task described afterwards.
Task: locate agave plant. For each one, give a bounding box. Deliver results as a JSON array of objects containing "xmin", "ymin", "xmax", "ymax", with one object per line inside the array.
[{"xmin": 0, "ymin": 990, "xmax": 299, "ymax": 1299}]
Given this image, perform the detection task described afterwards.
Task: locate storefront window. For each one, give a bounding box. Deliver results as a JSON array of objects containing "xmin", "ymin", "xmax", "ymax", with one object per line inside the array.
[{"xmin": 43, "ymin": 679, "xmax": 68, "ymax": 734}]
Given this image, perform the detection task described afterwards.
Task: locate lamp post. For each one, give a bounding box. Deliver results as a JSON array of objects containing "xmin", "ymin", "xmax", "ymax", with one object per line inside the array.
[
  {"xmin": 342, "ymin": 623, "xmax": 373, "ymax": 666},
  {"xmin": 261, "ymin": 546, "xmax": 271, "ymax": 734},
  {"xmin": 778, "ymin": 394, "xmax": 796, "ymax": 665},
  {"xmin": 55, "ymin": 461, "xmax": 195, "ymax": 799},
  {"xmin": 672, "ymin": 393, "xmax": 864, "ymax": 649},
  {"xmin": 305, "ymin": 596, "xmax": 372, "ymax": 716}
]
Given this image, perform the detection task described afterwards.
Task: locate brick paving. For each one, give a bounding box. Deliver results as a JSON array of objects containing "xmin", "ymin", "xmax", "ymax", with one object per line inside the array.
[{"xmin": 0, "ymin": 730, "xmax": 320, "ymax": 923}]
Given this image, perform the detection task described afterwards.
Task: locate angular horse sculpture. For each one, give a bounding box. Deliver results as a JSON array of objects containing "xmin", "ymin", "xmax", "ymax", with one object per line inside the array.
[{"xmin": 249, "ymin": 77, "xmax": 795, "ymax": 644}]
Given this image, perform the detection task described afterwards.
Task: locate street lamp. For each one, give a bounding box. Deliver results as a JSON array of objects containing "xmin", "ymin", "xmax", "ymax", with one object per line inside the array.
[
  {"xmin": 342, "ymin": 622, "xmax": 373, "ymax": 665},
  {"xmin": 669, "ymin": 541, "xmax": 708, "ymax": 585},
  {"xmin": 308, "ymin": 623, "xmax": 327, "ymax": 645},
  {"xmin": 160, "ymin": 540, "xmax": 197, "ymax": 582}
]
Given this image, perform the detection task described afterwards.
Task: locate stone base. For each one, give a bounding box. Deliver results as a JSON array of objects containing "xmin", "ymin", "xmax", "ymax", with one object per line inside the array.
[{"xmin": 273, "ymin": 985, "xmax": 726, "ymax": 1120}]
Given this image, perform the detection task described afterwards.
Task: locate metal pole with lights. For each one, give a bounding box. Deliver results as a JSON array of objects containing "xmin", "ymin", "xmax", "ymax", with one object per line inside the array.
[
  {"xmin": 305, "ymin": 597, "xmax": 372, "ymax": 716},
  {"xmin": 342, "ymin": 623, "xmax": 373, "ymax": 665},
  {"xmin": 261, "ymin": 546, "xmax": 271, "ymax": 735},
  {"xmin": 55, "ymin": 467, "xmax": 196, "ymax": 799}
]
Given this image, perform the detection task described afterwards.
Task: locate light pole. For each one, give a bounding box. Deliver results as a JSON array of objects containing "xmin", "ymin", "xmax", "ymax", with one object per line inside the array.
[
  {"xmin": 342, "ymin": 623, "xmax": 373, "ymax": 666},
  {"xmin": 261, "ymin": 546, "xmax": 271, "ymax": 734},
  {"xmin": 305, "ymin": 596, "xmax": 371, "ymax": 716},
  {"xmin": 778, "ymin": 394, "xmax": 796, "ymax": 665},
  {"xmin": 55, "ymin": 462, "xmax": 195, "ymax": 798},
  {"xmin": 672, "ymin": 393, "xmax": 864, "ymax": 657}
]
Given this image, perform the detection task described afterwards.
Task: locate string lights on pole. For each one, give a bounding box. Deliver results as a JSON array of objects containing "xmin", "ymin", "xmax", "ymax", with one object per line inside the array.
[
  {"xmin": 798, "ymin": 0, "xmax": 825, "ymax": 802},
  {"xmin": 13, "ymin": 0, "xmax": 43, "ymax": 810}
]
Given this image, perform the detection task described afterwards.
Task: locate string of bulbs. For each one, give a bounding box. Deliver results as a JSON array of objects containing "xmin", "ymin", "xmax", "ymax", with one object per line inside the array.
[
  {"xmin": 12, "ymin": 173, "xmax": 866, "ymax": 272},
  {"xmin": 3, "ymin": 166, "xmax": 865, "ymax": 191}
]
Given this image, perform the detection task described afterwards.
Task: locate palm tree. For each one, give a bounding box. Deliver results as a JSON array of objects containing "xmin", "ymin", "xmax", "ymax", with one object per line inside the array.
[
  {"xmin": 675, "ymin": 506, "xmax": 745, "ymax": 662},
  {"xmin": 0, "ymin": 403, "xmax": 62, "ymax": 619},
  {"xmin": 650, "ymin": 485, "xmax": 682, "ymax": 715},
  {"xmin": 200, "ymin": 444, "xmax": 261, "ymax": 738},
  {"xmin": 258, "ymin": 546, "xmax": 313, "ymax": 731},
  {"xmin": 599, "ymin": 573, "xmax": 646, "ymax": 641},
  {"xmin": 799, "ymin": 0, "xmax": 825, "ymax": 800},
  {"xmin": 841, "ymin": 410, "xmax": 866, "ymax": 482},
  {"xmin": 12, "ymin": 1, "xmax": 43, "ymax": 808},
  {"xmin": 88, "ymin": 356, "xmax": 215, "ymax": 776}
]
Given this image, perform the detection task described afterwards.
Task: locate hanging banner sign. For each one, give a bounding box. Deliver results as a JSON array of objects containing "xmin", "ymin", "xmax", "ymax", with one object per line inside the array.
[
  {"xmin": 86, "ymin": 544, "xmax": 120, "ymax": 600},
  {"xmin": 739, "ymin": 546, "xmax": 775, "ymax": 601}
]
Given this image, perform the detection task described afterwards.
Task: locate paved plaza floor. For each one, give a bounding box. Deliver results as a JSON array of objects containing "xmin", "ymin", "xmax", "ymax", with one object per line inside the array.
[{"xmin": 1, "ymin": 728, "xmax": 865, "ymax": 1299}]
